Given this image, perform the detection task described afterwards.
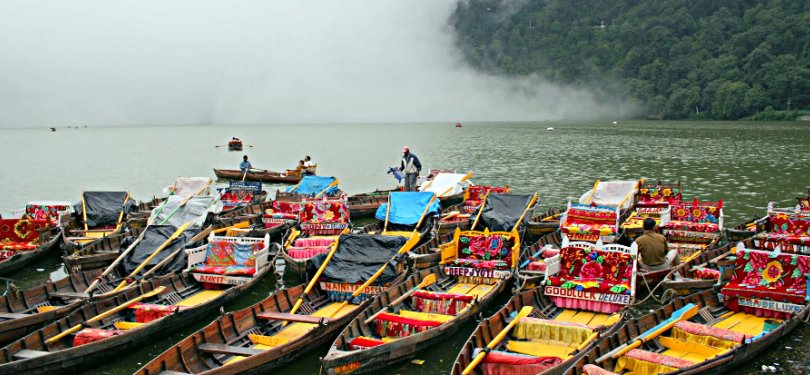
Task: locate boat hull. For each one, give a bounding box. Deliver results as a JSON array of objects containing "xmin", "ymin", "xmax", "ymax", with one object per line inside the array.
[{"xmin": 213, "ymin": 169, "xmax": 302, "ymax": 184}]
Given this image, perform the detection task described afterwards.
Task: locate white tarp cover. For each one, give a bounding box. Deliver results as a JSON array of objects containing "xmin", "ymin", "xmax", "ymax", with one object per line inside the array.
[
  {"xmin": 419, "ymin": 172, "xmax": 470, "ymax": 197},
  {"xmin": 150, "ymin": 195, "xmax": 222, "ymax": 227},
  {"xmin": 167, "ymin": 177, "xmax": 212, "ymax": 197},
  {"xmin": 579, "ymin": 180, "xmax": 639, "ymax": 210}
]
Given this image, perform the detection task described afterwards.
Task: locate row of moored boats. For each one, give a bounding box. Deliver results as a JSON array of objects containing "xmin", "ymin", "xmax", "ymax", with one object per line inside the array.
[{"xmin": 0, "ymin": 172, "xmax": 807, "ymax": 375}]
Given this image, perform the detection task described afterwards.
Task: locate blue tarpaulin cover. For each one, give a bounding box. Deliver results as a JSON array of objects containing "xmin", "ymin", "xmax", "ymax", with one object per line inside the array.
[
  {"xmin": 286, "ymin": 176, "xmax": 338, "ymax": 196},
  {"xmin": 375, "ymin": 191, "xmax": 439, "ymax": 225}
]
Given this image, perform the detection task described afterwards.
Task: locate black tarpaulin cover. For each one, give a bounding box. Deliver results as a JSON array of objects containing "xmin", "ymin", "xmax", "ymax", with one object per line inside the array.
[
  {"xmin": 123, "ymin": 225, "xmax": 200, "ymax": 276},
  {"xmin": 309, "ymin": 234, "xmax": 406, "ymax": 285},
  {"xmin": 475, "ymin": 193, "xmax": 535, "ymax": 232},
  {"xmin": 74, "ymin": 191, "xmax": 135, "ymax": 227}
]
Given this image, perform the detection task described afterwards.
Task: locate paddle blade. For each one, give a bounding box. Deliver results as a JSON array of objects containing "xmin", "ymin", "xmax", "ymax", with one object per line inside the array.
[{"xmin": 418, "ymin": 274, "xmax": 437, "ymax": 288}]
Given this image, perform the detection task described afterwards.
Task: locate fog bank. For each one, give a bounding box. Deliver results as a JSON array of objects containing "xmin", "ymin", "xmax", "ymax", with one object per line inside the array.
[{"xmin": 0, "ymin": 1, "xmax": 627, "ymax": 127}]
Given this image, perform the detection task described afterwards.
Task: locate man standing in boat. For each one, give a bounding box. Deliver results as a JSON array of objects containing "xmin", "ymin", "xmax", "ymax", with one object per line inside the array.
[
  {"xmin": 635, "ymin": 218, "xmax": 679, "ymax": 271},
  {"xmin": 240, "ymin": 155, "xmax": 252, "ymax": 172},
  {"xmin": 399, "ymin": 146, "xmax": 421, "ymax": 192}
]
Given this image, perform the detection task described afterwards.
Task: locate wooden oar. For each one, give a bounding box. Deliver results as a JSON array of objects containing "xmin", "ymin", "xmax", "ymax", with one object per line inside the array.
[
  {"xmin": 213, "ymin": 221, "xmax": 251, "ymax": 235},
  {"xmin": 314, "ymin": 178, "xmax": 340, "ymax": 198},
  {"xmin": 363, "ymin": 274, "xmax": 437, "ymax": 324},
  {"xmin": 113, "ymin": 222, "xmax": 192, "ymax": 292},
  {"xmin": 462, "ymin": 306, "xmax": 534, "ymax": 375},
  {"xmin": 139, "ymin": 246, "xmax": 184, "ymax": 280},
  {"xmin": 327, "ymin": 232, "xmax": 420, "ymax": 318},
  {"xmin": 617, "ymin": 179, "xmax": 642, "ymax": 209},
  {"xmin": 45, "ymin": 286, "xmax": 167, "ymax": 344},
  {"xmin": 470, "ymin": 192, "xmax": 490, "ymax": 229},
  {"xmin": 440, "ymin": 211, "xmax": 461, "ymax": 221},
  {"xmin": 287, "ymin": 236, "xmax": 343, "ymax": 318},
  {"xmin": 512, "ymin": 192, "xmax": 539, "ymax": 231},
  {"xmin": 84, "ymin": 228, "xmax": 149, "ymax": 295},
  {"xmin": 382, "ymin": 192, "xmax": 392, "ymax": 232},
  {"xmin": 413, "ymin": 194, "xmax": 438, "ymax": 230},
  {"xmin": 584, "ymin": 179, "xmax": 600, "ymax": 204},
  {"xmin": 114, "ymin": 192, "xmax": 131, "ymax": 230},
  {"xmin": 81, "ymin": 190, "xmax": 89, "ymax": 232},
  {"xmin": 595, "ymin": 303, "xmax": 699, "ymax": 363}
]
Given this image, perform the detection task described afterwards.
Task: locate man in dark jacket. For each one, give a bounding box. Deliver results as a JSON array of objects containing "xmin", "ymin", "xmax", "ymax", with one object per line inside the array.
[{"xmin": 399, "ymin": 146, "xmax": 422, "ymax": 191}]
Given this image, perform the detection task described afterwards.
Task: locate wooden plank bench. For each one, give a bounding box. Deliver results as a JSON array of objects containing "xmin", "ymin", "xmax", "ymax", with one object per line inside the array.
[
  {"xmin": 255, "ymin": 311, "xmax": 330, "ymax": 324},
  {"xmin": 197, "ymin": 343, "xmax": 264, "ymax": 357}
]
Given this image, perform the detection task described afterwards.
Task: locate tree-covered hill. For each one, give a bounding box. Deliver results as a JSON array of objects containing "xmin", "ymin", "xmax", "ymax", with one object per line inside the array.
[{"xmin": 451, "ymin": 0, "xmax": 810, "ymax": 120}]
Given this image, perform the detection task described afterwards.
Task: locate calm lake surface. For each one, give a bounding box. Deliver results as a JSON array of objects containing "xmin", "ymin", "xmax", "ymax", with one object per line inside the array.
[{"xmin": 0, "ymin": 120, "xmax": 808, "ymax": 374}]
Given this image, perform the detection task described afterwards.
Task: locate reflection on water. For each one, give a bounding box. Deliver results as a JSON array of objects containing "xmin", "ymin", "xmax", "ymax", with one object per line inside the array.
[{"xmin": 0, "ymin": 121, "xmax": 808, "ymax": 374}]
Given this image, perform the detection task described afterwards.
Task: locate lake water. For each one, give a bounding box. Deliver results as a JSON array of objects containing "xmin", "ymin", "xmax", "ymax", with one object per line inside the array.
[{"xmin": 0, "ymin": 121, "xmax": 808, "ymax": 374}]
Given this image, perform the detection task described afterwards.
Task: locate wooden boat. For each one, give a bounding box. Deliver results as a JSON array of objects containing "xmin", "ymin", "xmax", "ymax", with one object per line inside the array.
[
  {"xmin": 407, "ymin": 231, "xmax": 454, "ymax": 269},
  {"xmin": 62, "ymin": 227, "xmax": 144, "ymax": 273},
  {"xmin": 322, "ymin": 225, "xmax": 523, "ymax": 374},
  {"xmin": 0, "ymin": 268, "xmax": 128, "ymax": 345},
  {"xmin": 281, "ymin": 198, "xmax": 351, "ymax": 277},
  {"xmin": 526, "ymin": 207, "xmax": 564, "ymax": 241},
  {"xmin": 451, "ymin": 286, "xmax": 624, "ymax": 375},
  {"xmin": 228, "ymin": 139, "xmax": 243, "ymax": 151},
  {"xmin": 0, "ymin": 218, "xmax": 62, "ymax": 276},
  {"xmin": 619, "ymin": 181, "xmax": 682, "ymax": 242},
  {"xmin": 136, "ymin": 233, "xmax": 416, "ymax": 375},
  {"xmin": 0, "ymin": 272, "xmax": 261, "ymax": 374},
  {"xmin": 515, "ymin": 231, "xmax": 563, "ymax": 291},
  {"xmin": 347, "ymin": 188, "xmax": 397, "ymax": 219},
  {"xmin": 568, "ymin": 284, "xmax": 810, "ymax": 374},
  {"xmin": 214, "ymin": 168, "xmax": 308, "ymax": 184},
  {"xmin": 636, "ymin": 199, "xmax": 725, "ymax": 295},
  {"xmin": 62, "ymin": 191, "xmax": 133, "ymax": 253},
  {"xmin": 659, "ymin": 242, "xmax": 735, "ymax": 297}
]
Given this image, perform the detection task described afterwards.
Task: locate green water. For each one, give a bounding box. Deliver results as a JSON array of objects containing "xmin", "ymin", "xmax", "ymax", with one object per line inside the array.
[{"xmin": 0, "ymin": 121, "xmax": 808, "ymax": 374}]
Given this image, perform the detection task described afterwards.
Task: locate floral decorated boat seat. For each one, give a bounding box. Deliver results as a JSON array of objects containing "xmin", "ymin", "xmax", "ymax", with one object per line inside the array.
[
  {"xmin": 412, "ymin": 290, "xmax": 473, "ymax": 315},
  {"xmin": 443, "ymin": 229, "xmax": 519, "ymax": 280},
  {"xmin": 753, "ymin": 214, "xmax": 810, "ymax": 249},
  {"xmin": 262, "ymin": 200, "xmax": 303, "ymax": 228},
  {"xmin": 24, "ymin": 203, "xmax": 71, "ymax": 227},
  {"xmin": 220, "ymin": 191, "xmax": 253, "ymax": 206},
  {"xmin": 661, "ymin": 200, "xmax": 723, "ymax": 243},
  {"xmin": 298, "ymin": 198, "xmax": 350, "ymax": 235},
  {"xmin": 544, "ymin": 244, "xmax": 636, "ymax": 313},
  {"xmin": 720, "ymin": 249, "xmax": 810, "ymax": 318},
  {"xmin": 0, "ymin": 219, "xmax": 48, "ymax": 256},
  {"xmin": 637, "ymin": 183, "xmax": 682, "ymax": 206},
  {"xmin": 560, "ymin": 204, "xmax": 619, "ymax": 243},
  {"xmin": 462, "ymin": 185, "xmax": 509, "ymax": 214},
  {"xmin": 192, "ymin": 241, "xmax": 264, "ymax": 276}
]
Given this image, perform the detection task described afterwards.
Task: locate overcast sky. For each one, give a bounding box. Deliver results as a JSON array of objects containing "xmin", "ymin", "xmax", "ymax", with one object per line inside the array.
[{"xmin": 0, "ymin": 1, "xmax": 622, "ymax": 127}]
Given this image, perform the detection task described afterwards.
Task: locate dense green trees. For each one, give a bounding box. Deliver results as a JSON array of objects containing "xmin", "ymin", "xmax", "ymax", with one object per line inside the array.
[{"xmin": 451, "ymin": 0, "xmax": 810, "ymax": 120}]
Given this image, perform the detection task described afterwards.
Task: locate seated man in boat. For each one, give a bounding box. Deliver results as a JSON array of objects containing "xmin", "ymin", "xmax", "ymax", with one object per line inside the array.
[
  {"xmin": 303, "ymin": 155, "xmax": 315, "ymax": 175},
  {"xmin": 295, "ymin": 159, "xmax": 305, "ymax": 173},
  {"xmin": 399, "ymin": 146, "xmax": 422, "ymax": 192},
  {"xmin": 635, "ymin": 218, "xmax": 679, "ymax": 271},
  {"xmin": 240, "ymin": 155, "xmax": 252, "ymax": 172}
]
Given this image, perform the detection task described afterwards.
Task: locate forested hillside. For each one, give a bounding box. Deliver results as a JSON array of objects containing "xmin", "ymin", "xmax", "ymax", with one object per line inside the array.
[{"xmin": 451, "ymin": 0, "xmax": 810, "ymax": 120}]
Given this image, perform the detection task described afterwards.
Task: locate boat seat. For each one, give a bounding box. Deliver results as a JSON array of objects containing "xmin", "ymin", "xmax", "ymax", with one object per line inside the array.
[
  {"xmin": 373, "ymin": 312, "xmax": 442, "ymax": 338},
  {"xmin": 505, "ymin": 340, "xmax": 574, "ymax": 359},
  {"xmin": 114, "ymin": 321, "xmax": 146, "ymax": 330},
  {"xmin": 12, "ymin": 349, "xmax": 50, "ymax": 360},
  {"xmin": 616, "ymin": 348, "xmax": 694, "ymax": 373},
  {"xmin": 348, "ymin": 336, "xmax": 385, "ymax": 350},
  {"xmin": 397, "ymin": 310, "xmax": 453, "ymax": 323},
  {"xmin": 197, "ymin": 343, "xmax": 264, "ymax": 357},
  {"xmin": 255, "ymin": 311, "xmax": 330, "ymax": 324}
]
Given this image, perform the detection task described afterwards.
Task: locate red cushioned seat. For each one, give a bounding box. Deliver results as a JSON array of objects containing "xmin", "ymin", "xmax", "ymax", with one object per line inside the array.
[
  {"xmin": 661, "ymin": 220, "xmax": 719, "ymax": 233},
  {"xmin": 721, "ymin": 250, "xmax": 810, "ymax": 314},
  {"xmin": 192, "ymin": 265, "xmax": 256, "ymax": 276}
]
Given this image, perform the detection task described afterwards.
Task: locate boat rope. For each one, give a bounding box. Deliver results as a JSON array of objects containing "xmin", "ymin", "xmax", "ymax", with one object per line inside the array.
[{"xmin": 629, "ymin": 263, "xmax": 690, "ymax": 307}]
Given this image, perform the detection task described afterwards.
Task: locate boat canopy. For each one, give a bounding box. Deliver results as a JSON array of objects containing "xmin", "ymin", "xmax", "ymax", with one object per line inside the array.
[
  {"xmin": 419, "ymin": 172, "xmax": 471, "ymax": 197},
  {"xmin": 579, "ymin": 180, "xmax": 639, "ymax": 210},
  {"xmin": 375, "ymin": 191, "xmax": 440, "ymax": 225},
  {"xmin": 123, "ymin": 225, "xmax": 201, "ymax": 275},
  {"xmin": 286, "ymin": 175, "xmax": 339, "ymax": 196},
  {"xmin": 309, "ymin": 234, "xmax": 406, "ymax": 285},
  {"xmin": 474, "ymin": 193, "xmax": 536, "ymax": 232},
  {"xmin": 150, "ymin": 195, "xmax": 222, "ymax": 227},
  {"xmin": 169, "ymin": 177, "xmax": 212, "ymax": 197},
  {"xmin": 75, "ymin": 191, "xmax": 134, "ymax": 227}
]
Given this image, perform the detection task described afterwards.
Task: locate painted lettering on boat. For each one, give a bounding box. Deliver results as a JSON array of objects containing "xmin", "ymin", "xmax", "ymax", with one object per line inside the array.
[
  {"xmin": 300, "ymin": 223, "xmax": 349, "ymax": 231},
  {"xmin": 545, "ymin": 286, "xmax": 631, "ymax": 305},
  {"xmin": 737, "ymin": 297, "xmax": 804, "ymax": 313},
  {"xmin": 192, "ymin": 273, "xmax": 249, "ymax": 286},
  {"xmin": 333, "ymin": 361, "xmax": 361, "ymax": 374},
  {"xmin": 443, "ymin": 266, "xmax": 511, "ymax": 280}
]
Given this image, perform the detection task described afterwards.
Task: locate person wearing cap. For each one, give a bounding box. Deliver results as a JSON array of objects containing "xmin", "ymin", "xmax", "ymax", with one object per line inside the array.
[
  {"xmin": 399, "ymin": 146, "xmax": 422, "ymax": 191},
  {"xmin": 635, "ymin": 218, "xmax": 679, "ymax": 271}
]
